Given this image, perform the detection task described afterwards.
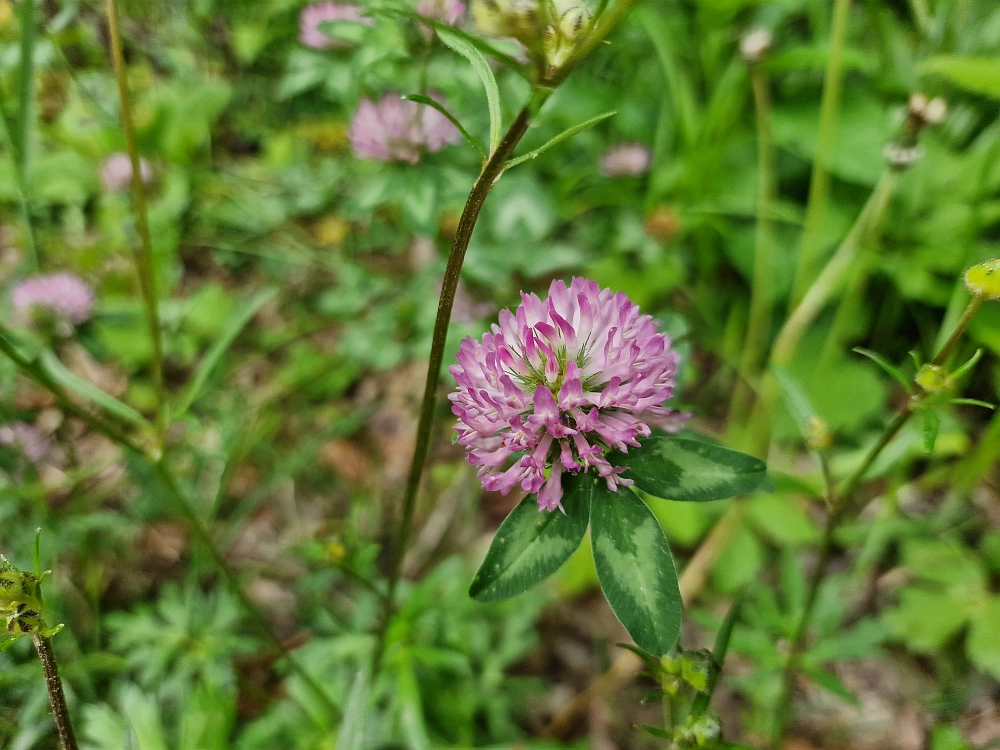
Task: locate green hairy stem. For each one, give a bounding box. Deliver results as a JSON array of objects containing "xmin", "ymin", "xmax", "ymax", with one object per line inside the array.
[
  {"xmin": 34, "ymin": 635, "xmax": 79, "ymax": 750},
  {"xmin": 374, "ymin": 99, "xmax": 541, "ymax": 673}
]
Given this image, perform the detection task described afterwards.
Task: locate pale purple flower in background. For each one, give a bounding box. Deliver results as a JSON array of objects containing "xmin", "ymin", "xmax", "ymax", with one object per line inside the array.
[
  {"xmin": 0, "ymin": 422, "xmax": 50, "ymax": 463},
  {"xmin": 600, "ymin": 143, "xmax": 652, "ymax": 177},
  {"xmin": 101, "ymin": 152, "xmax": 153, "ymax": 193},
  {"xmin": 449, "ymin": 277, "xmax": 687, "ymax": 512},
  {"xmin": 350, "ymin": 93, "xmax": 460, "ymax": 164},
  {"xmin": 416, "ymin": 0, "xmax": 465, "ymax": 33},
  {"xmin": 12, "ymin": 273, "xmax": 95, "ymax": 328},
  {"xmin": 299, "ymin": 2, "xmax": 372, "ymax": 49}
]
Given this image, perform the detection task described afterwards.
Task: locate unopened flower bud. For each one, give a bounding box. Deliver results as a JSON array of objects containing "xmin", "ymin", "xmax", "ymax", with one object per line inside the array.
[
  {"xmin": 908, "ymin": 92, "xmax": 928, "ymax": 117},
  {"xmin": 965, "ymin": 259, "xmax": 1000, "ymax": 300},
  {"xmin": 924, "ymin": 97, "xmax": 947, "ymax": 124},
  {"xmin": 804, "ymin": 416, "xmax": 833, "ymax": 451},
  {"xmin": 740, "ymin": 28, "xmax": 773, "ymax": 63},
  {"xmin": 916, "ymin": 364, "xmax": 953, "ymax": 395},
  {"xmin": 544, "ymin": 0, "xmax": 591, "ymax": 69}
]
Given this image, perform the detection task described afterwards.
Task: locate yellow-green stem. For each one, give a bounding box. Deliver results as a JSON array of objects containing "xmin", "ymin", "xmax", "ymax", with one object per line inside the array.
[
  {"xmin": 729, "ymin": 64, "xmax": 776, "ymax": 427},
  {"xmin": 790, "ymin": 0, "xmax": 853, "ymax": 305},
  {"xmin": 104, "ymin": 0, "xmax": 167, "ymax": 443},
  {"xmin": 747, "ymin": 172, "xmax": 896, "ymax": 453}
]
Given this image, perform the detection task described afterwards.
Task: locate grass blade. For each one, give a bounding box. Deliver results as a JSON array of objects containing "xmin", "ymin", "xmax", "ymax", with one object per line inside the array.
[
  {"xmin": 403, "ymin": 93, "xmax": 486, "ymax": 159},
  {"xmin": 853, "ymin": 347, "xmax": 912, "ymax": 393},
  {"xmin": 437, "ymin": 27, "xmax": 503, "ymax": 156},
  {"xmin": 174, "ymin": 286, "xmax": 278, "ymax": 416},
  {"xmin": 504, "ymin": 110, "xmax": 617, "ymax": 171}
]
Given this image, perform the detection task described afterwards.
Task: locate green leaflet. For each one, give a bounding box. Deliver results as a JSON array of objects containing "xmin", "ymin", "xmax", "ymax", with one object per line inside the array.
[
  {"xmin": 469, "ymin": 472, "xmax": 590, "ymax": 602},
  {"xmin": 590, "ymin": 480, "xmax": 682, "ymax": 656},
  {"xmin": 612, "ymin": 434, "xmax": 769, "ymax": 502}
]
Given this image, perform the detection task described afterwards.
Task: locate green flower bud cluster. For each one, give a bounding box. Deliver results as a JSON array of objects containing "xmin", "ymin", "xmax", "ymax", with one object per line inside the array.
[
  {"xmin": 472, "ymin": 0, "xmax": 592, "ymax": 77},
  {"xmin": 0, "ymin": 557, "xmax": 48, "ymax": 639},
  {"xmin": 667, "ymin": 714, "xmax": 722, "ymax": 749},
  {"xmin": 659, "ymin": 648, "xmax": 716, "ymax": 695}
]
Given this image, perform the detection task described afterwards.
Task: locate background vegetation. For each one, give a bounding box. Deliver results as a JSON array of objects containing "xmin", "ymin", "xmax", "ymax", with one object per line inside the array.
[{"xmin": 1, "ymin": 0, "xmax": 1000, "ymax": 747}]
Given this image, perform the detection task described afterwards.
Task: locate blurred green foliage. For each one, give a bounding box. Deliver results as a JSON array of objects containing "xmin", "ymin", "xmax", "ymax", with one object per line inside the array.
[{"xmin": 0, "ymin": 0, "xmax": 999, "ymax": 746}]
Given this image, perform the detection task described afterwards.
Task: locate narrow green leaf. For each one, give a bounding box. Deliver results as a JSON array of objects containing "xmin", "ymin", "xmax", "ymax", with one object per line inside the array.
[
  {"xmin": 690, "ymin": 590, "xmax": 745, "ymax": 714},
  {"xmin": 802, "ymin": 665, "xmax": 860, "ymax": 706},
  {"xmin": 38, "ymin": 351, "xmax": 152, "ymax": 430},
  {"xmin": 615, "ymin": 642, "xmax": 662, "ymax": 674},
  {"xmin": 611, "ymin": 435, "xmax": 769, "ymax": 502},
  {"xmin": 852, "ymin": 348, "xmax": 912, "ymax": 393},
  {"xmin": 369, "ymin": 5, "xmax": 530, "ymax": 75},
  {"xmin": 922, "ymin": 409, "xmax": 940, "ymax": 454},
  {"xmin": 948, "ymin": 398, "xmax": 995, "ymax": 410},
  {"xmin": 174, "ymin": 286, "xmax": 278, "ymax": 416},
  {"xmin": 590, "ymin": 481, "xmax": 681, "ymax": 656},
  {"xmin": 0, "ymin": 633, "xmax": 20, "ymax": 651},
  {"xmin": 504, "ymin": 111, "xmax": 618, "ymax": 171},
  {"xmin": 920, "ymin": 56, "xmax": 1000, "ymax": 99},
  {"xmin": 336, "ymin": 670, "xmax": 371, "ymax": 750},
  {"xmin": 469, "ymin": 472, "xmax": 590, "ymax": 602},
  {"xmin": 403, "ymin": 94, "xmax": 486, "ymax": 159},
  {"xmin": 437, "ymin": 28, "xmax": 502, "ymax": 155}
]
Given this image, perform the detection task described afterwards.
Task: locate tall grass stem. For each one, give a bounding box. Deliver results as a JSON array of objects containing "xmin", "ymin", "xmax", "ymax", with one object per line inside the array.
[
  {"xmin": 104, "ymin": 0, "xmax": 167, "ymax": 442},
  {"xmin": 790, "ymin": 0, "xmax": 852, "ymax": 305},
  {"xmin": 729, "ymin": 64, "xmax": 776, "ymax": 426}
]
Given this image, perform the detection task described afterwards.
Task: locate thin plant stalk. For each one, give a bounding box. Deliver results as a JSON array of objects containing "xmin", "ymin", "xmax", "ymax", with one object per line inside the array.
[
  {"xmin": 748, "ymin": 171, "xmax": 896, "ymax": 454},
  {"xmin": 374, "ymin": 97, "xmax": 544, "ymax": 673},
  {"xmin": 34, "ymin": 634, "xmax": 79, "ymax": 750},
  {"xmin": 104, "ymin": 0, "xmax": 167, "ymax": 442},
  {"xmin": 729, "ymin": 62, "xmax": 776, "ymax": 427},
  {"xmin": 790, "ymin": 0, "xmax": 853, "ymax": 305},
  {"xmin": 770, "ymin": 295, "xmax": 984, "ymax": 745}
]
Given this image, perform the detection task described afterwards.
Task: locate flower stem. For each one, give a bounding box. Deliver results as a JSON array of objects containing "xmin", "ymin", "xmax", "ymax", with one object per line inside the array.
[
  {"xmin": 104, "ymin": 0, "xmax": 167, "ymax": 443},
  {"xmin": 790, "ymin": 0, "xmax": 853, "ymax": 306},
  {"xmin": 373, "ymin": 98, "xmax": 542, "ymax": 674},
  {"xmin": 33, "ymin": 634, "xmax": 79, "ymax": 750},
  {"xmin": 729, "ymin": 63, "xmax": 776, "ymax": 427},
  {"xmin": 769, "ymin": 295, "xmax": 983, "ymax": 745}
]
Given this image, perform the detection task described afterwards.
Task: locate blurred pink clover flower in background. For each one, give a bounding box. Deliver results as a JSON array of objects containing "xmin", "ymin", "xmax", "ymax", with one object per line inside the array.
[
  {"xmin": 350, "ymin": 93, "xmax": 460, "ymax": 164},
  {"xmin": 299, "ymin": 2, "xmax": 372, "ymax": 49},
  {"xmin": 12, "ymin": 273, "xmax": 95, "ymax": 329}
]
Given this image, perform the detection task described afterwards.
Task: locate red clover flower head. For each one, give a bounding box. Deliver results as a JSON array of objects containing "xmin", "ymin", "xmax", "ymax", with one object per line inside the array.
[
  {"xmin": 12, "ymin": 273, "xmax": 95, "ymax": 329},
  {"xmin": 450, "ymin": 277, "xmax": 687, "ymax": 512},
  {"xmin": 299, "ymin": 2, "xmax": 372, "ymax": 49},
  {"xmin": 350, "ymin": 93, "xmax": 460, "ymax": 164}
]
